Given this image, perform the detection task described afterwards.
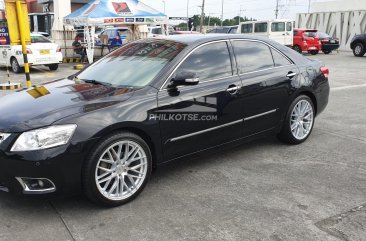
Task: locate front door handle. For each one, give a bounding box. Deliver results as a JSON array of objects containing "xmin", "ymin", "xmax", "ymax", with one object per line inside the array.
[
  {"xmin": 226, "ymin": 86, "xmax": 240, "ymax": 94},
  {"xmin": 286, "ymin": 72, "xmax": 297, "ymax": 79}
]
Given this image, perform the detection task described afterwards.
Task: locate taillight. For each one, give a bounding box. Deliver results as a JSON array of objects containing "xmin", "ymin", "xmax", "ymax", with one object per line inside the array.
[
  {"xmin": 26, "ymin": 49, "xmax": 32, "ymax": 54},
  {"xmin": 320, "ymin": 67, "xmax": 329, "ymax": 78}
]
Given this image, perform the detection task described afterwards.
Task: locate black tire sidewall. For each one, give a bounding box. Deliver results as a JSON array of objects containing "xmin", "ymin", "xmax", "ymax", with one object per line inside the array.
[
  {"xmin": 11, "ymin": 58, "xmax": 20, "ymax": 73},
  {"xmin": 83, "ymin": 132, "xmax": 152, "ymax": 207},
  {"xmin": 353, "ymin": 43, "xmax": 365, "ymax": 57},
  {"xmin": 279, "ymin": 95, "xmax": 315, "ymax": 145},
  {"xmin": 293, "ymin": 45, "xmax": 301, "ymax": 53}
]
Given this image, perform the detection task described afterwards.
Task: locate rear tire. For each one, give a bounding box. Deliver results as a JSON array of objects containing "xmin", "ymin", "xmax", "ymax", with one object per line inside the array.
[
  {"xmin": 309, "ymin": 50, "xmax": 319, "ymax": 55},
  {"xmin": 323, "ymin": 50, "xmax": 332, "ymax": 54},
  {"xmin": 48, "ymin": 64, "xmax": 59, "ymax": 71},
  {"xmin": 83, "ymin": 131, "xmax": 152, "ymax": 207},
  {"xmin": 353, "ymin": 43, "xmax": 366, "ymax": 57},
  {"xmin": 293, "ymin": 45, "xmax": 302, "ymax": 53},
  {"xmin": 277, "ymin": 95, "xmax": 315, "ymax": 145},
  {"xmin": 11, "ymin": 57, "xmax": 22, "ymax": 73}
]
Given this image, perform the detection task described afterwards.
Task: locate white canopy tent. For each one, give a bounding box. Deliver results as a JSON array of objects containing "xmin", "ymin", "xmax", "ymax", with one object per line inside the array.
[{"xmin": 63, "ymin": 0, "xmax": 168, "ymax": 63}]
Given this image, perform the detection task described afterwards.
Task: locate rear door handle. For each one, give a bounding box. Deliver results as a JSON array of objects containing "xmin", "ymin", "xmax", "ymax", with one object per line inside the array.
[{"xmin": 286, "ymin": 72, "xmax": 297, "ymax": 78}]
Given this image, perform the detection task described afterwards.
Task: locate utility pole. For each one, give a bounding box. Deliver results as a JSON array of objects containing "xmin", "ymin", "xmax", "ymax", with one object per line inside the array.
[
  {"xmin": 187, "ymin": 0, "xmax": 189, "ymax": 30},
  {"xmin": 199, "ymin": 0, "xmax": 205, "ymax": 33},
  {"xmin": 275, "ymin": 0, "xmax": 279, "ymax": 19},
  {"xmin": 221, "ymin": 0, "xmax": 224, "ymax": 26},
  {"xmin": 238, "ymin": 6, "xmax": 245, "ymax": 25}
]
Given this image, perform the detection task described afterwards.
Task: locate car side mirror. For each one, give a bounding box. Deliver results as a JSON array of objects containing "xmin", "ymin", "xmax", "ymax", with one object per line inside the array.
[{"xmin": 169, "ymin": 71, "xmax": 199, "ymax": 89}]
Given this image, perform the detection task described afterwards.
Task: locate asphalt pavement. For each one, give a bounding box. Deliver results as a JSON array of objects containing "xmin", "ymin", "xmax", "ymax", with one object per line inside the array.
[{"xmin": 0, "ymin": 52, "xmax": 365, "ymax": 241}]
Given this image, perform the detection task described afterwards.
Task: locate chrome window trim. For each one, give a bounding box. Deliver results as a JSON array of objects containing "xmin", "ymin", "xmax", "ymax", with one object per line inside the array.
[
  {"xmin": 159, "ymin": 40, "xmax": 233, "ymax": 91},
  {"xmin": 244, "ymin": 109, "xmax": 278, "ymax": 121},
  {"xmin": 230, "ymin": 38, "xmax": 295, "ymax": 66},
  {"xmin": 169, "ymin": 119, "xmax": 243, "ymax": 142}
]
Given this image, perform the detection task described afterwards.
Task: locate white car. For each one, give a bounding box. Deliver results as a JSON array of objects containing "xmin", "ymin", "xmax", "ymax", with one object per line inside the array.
[{"xmin": 0, "ymin": 33, "xmax": 63, "ymax": 73}]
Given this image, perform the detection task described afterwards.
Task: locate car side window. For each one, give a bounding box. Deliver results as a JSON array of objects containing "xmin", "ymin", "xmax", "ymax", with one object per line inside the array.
[
  {"xmin": 175, "ymin": 42, "xmax": 233, "ymax": 82},
  {"xmin": 232, "ymin": 41, "xmax": 274, "ymax": 74},
  {"xmin": 255, "ymin": 23, "xmax": 268, "ymax": 33},
  {"xmin": 241, "ymin": 24, "xmax": 253, "ymax": 33},
  {"xmin": 271, "ymin": 22, "xmax": 285, "ymax": 32},
  {"xmin": 270, "ymin": 48, "xmax": 292, "ymax": 67},
  {"xmin": 286, "ymin": 22, "xmax": 292, "ymax": 31},
  {"xmin": 293, "ymin": 30, "xmax": 298, "ymax": 36}
]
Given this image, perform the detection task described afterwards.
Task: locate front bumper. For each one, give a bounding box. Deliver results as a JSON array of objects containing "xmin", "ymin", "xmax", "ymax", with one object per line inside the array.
[{"xmin": 0, "ymin": 140, "xmax": 87, "ymax": 196}]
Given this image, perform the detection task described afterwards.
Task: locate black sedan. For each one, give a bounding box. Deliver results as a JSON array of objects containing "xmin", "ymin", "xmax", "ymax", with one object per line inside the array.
[
  {"xmin": 0, "ymin": 35, "xmax": 330, "ymax": 206},
  {"xmin": 350, "ymin": 34, "xmax": 366, "ymax": 57},
  {"xmin": 317, "ymin": 32, "xmax": 340, "ymax": 54}
]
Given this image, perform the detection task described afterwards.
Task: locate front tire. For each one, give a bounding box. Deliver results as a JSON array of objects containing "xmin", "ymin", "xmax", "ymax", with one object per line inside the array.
[
  {"xmin": 48, "ymin": 64, "xmax": 59, "ymax": 71},
  {"xmin": 353, "ymin": 43, "xmax": 366, "ymax": 57},
  {"xmin": 83, "ymin": 132, "xmax": 152, "ymax": 206},
  {"xmin": 278, "ymin": 95, "xmax": 315, "ymax": 145},
  {"xmin": 293, "ymin": 45, "xmax": 302, "ymax": 53}
]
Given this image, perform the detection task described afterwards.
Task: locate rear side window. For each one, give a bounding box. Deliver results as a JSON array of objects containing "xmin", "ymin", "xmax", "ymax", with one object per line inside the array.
[
  {"xmin": 255, "ymin": 23, "xmax": 267, "ymax": 33},
  {"xmin": 286, "ymin": 22, "xmax": 292, "ymax": 31},
  {"xmin": 293, "ymin": 30, "xmax": 298, "ymax": 36},
  {"xmin": 233, "ymin": 41, "xmax": 274, "ymax": 74},
  {"xmin": 271, "ymin": 49, "xmax": 292, "ymax": 67},
  {"xmin": 271, "ymin": 22, "xmax": 285, "ymax": 32},
  {"xmin": 241, "ymin": 24, "xmax": 253, "ymax": 33},
  {"xmin": 175, "ymin": 42, "xmax": 233, "ymax": 82}
]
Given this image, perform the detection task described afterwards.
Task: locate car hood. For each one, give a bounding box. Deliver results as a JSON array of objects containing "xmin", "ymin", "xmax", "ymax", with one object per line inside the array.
[{"xmin": 0, "ymin": 79, "xmax": 135, "ymax": 132}]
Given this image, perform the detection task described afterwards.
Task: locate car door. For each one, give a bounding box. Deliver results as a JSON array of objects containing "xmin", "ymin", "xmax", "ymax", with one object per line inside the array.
[
  {"xmin": 231, "ymin": 39, "xmax": 298, "ymax": 137},
  {"xmin": 157, "ymin": 41, "xmax": 243, "ymax": 161}
]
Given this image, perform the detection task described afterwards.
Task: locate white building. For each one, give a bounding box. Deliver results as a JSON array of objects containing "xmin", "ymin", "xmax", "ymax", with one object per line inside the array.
[{"xmin": 296, "ymin": 0, "xmax": 366, "ymax": 50}]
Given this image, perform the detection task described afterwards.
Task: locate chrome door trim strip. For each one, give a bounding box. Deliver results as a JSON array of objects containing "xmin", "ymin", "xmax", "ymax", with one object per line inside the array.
[
  {"xmin": 244, "ymin": 109, "xmax": 278, "ymax": 121},
  {"xmin": 169, "ymin": 119, "xmax": 243, "ymax": 142}
]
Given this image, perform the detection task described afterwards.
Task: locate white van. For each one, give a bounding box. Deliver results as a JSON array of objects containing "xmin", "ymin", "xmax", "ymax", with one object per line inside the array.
[{"xmin": 237, "ymin": 19, "xmax": 294, "ymax": 46}]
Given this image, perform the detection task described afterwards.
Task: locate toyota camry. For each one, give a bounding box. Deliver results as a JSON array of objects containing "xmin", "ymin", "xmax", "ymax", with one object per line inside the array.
[{"xmin": 0, "ymin": 35, "xmax": 329, "ymax": 206}]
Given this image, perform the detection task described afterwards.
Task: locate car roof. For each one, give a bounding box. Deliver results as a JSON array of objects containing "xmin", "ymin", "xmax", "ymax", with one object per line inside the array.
[{"xmin": 155, "ymin": 34, "xmax": 270, "ymax": 45}]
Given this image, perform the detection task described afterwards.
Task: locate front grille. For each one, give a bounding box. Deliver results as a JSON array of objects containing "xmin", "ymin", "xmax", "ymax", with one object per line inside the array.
[{"xmin": 0, "ymin": 133, "xmax": 10, "ymax": 144}]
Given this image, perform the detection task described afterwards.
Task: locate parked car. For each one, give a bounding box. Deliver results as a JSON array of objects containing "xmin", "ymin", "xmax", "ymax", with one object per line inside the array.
[
  {"xmin": 0, "ymin": 33, "xmax": 63, "ymax": 73},
  {"xmin": 350, "ymin": 34, "xmax": 366, "ymax": 57},
  {"xmin": 96, "ymin": 27, "xmax": 128, "ymax": 47},
  {"xmin": 31, "ymin": 32, "xmax": 50, "ymax": 38},
  {"xmin": 294, "ymin": 29, "xmax": 322, "ymax": 55},
  {"xmin": 0, "ymin": 35, "xmax": 329, "ymax": 206},
  {"xmin": 293, "ymin": 29, "xmax": 309, "ymax": 53},
  {"xmin": 317, "ymin": 32, "xmax": 340, "ymax": 54},
  {"xmin": 238, "ymin": 20, "xmax": 294, "ymax": 46},
  {"xmin": 170, "ymin": 31, "xmax": 201, "ymax": 35},
  {"xmin": 206, "ymin": 26, "xmax": 238, "ymax": 34}
]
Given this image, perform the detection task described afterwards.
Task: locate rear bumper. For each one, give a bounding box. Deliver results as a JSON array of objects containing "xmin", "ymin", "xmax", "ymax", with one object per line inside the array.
[
  {"xmin": 18, "ymin": 53, "xmax": 63, "ymax": 66},
  {"xmin": 322, "ymin": 44, "xmax": 340, "ymax": 52},
  {"xmin": 315, "ymin": 79, "xmax": 330, "ymax": 116}
]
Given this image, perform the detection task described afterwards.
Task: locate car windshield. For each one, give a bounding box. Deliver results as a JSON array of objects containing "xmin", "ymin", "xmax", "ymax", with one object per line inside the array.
[
  {"xmin": 31, "ymin": 35, "xmax": 52, "ymax": 43},
  {"xmin": 76, "ymin": 39, "xmax": 187, "ymax": 88}
]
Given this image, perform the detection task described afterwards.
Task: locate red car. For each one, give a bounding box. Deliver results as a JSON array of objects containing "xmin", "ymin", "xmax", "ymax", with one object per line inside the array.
[{"xmin": 293, "ymin": 29, "xmax": 322, "ymax": 55}]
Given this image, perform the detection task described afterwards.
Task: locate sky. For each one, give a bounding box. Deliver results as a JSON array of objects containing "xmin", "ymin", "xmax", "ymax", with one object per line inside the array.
[{"xmin": 141, "ymin": 0, "xmax": 328, "ymax": 22}]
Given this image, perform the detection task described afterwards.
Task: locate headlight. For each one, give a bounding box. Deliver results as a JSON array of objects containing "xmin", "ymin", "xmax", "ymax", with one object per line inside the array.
[{"xmin": 11, "ymin": 125, "xmax": 77, "ymax": 152}]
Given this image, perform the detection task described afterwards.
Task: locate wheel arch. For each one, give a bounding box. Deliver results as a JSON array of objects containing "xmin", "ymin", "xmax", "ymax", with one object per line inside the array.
[
  {"xmin": 83, "ymin": 124, "xmax": 160, "ymax": 170},
  {"xmin": 297, "ymin": 90, "xmax": 318, "ymax": 116}
]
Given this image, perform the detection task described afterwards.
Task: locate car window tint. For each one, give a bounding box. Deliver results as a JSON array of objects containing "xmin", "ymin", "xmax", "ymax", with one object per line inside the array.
[
  {"xmin": 286, "ymin": 22, "xmax": 292, "ymax": 31},
  {"xmin": 31, "ymin": 35, "xmax": 51, "ymax": 43},
  {"xmin": 241, "ymin": 24, "xmax": 253, "ymax": 33},
  {"xmin": 233, "ymin": 41, "xmax": 274, "ymax": 74},
  {"xmin": 255, "ymin": 23, "xmax": 267, "ymax": 33},
  {"xmin": 271, "ymin": 48, "xmax": 292, "ymax": 67},
  {"xmin": 176, "ymin": 42, "xmax": 233, "ymax": 82},
  {"xmin": 271, "ymin": 22, "xmax": 285, "ymax": 32}
]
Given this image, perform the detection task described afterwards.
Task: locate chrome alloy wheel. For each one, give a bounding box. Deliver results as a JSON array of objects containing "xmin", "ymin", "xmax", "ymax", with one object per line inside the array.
[
  {"xmin": 95, "ymin": 141, "xmax": 148, "ymax": 201},
  {"xmin": 290, "ymin": 99, "xmax": 314, "ymax": 140}
]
